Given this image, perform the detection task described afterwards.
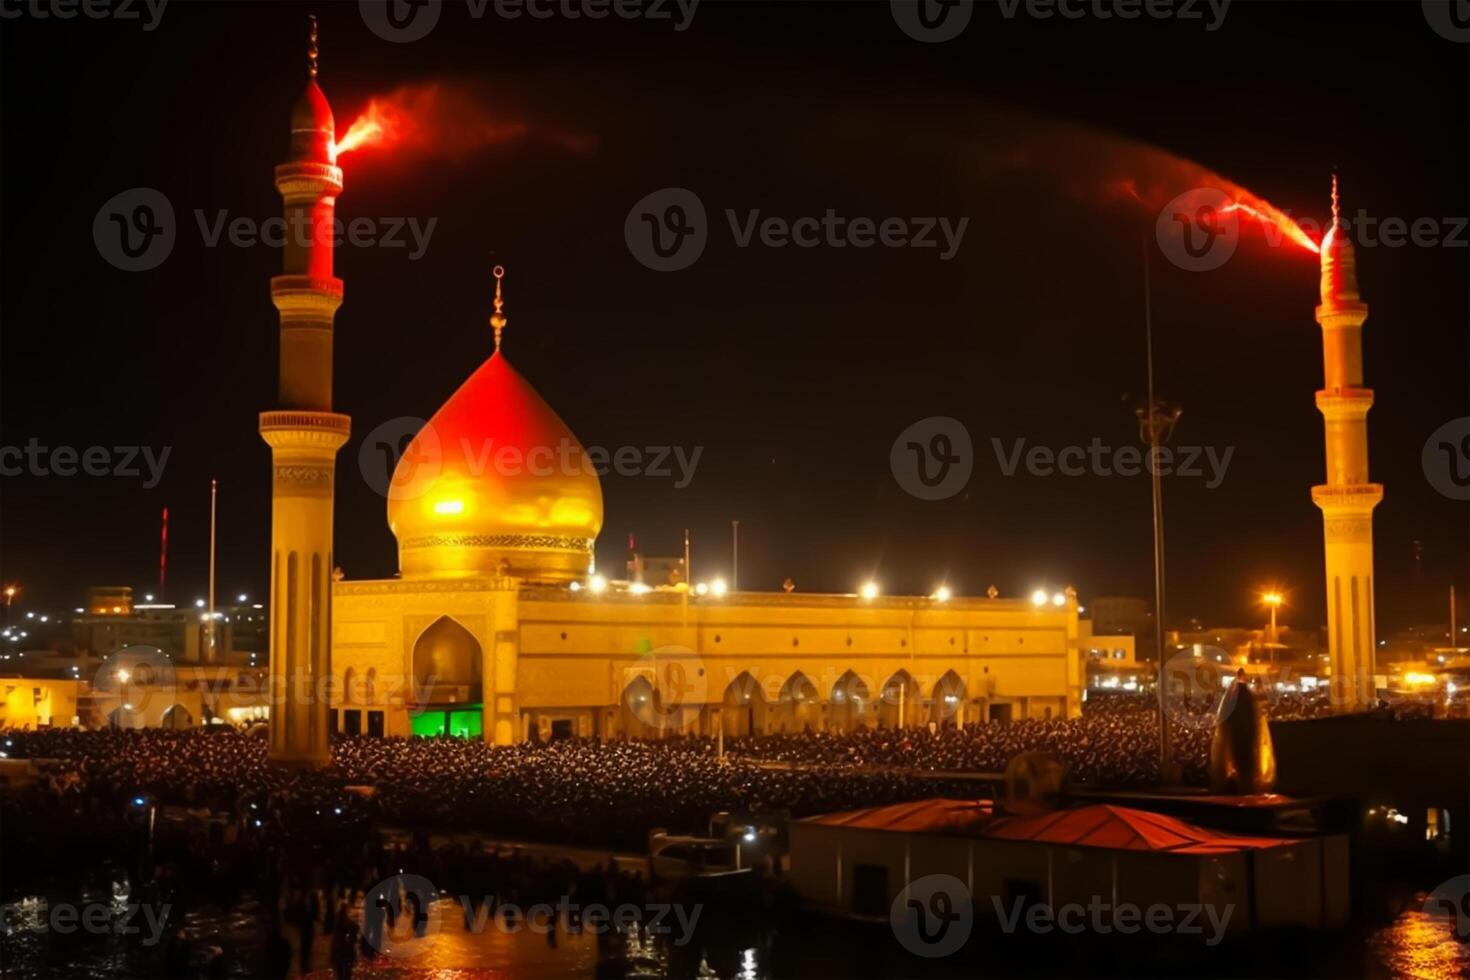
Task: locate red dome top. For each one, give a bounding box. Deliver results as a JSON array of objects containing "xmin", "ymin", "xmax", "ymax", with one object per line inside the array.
[{"xmin": 387, "ymin": 351, "xmax": 604, "ymax": 581}]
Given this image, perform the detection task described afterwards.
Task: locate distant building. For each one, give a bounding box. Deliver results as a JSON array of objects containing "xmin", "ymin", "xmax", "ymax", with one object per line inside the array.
[
  {"xmin": 70, "ymin": 597, "xmax": 266, "ymax": 667},
  {"xmin": 628, "ymin": 555, "xmax": 687, "ymax": 587},
  {"xmin": 86, "ymin": 585, "xmax": 134, "ymax": 616},
  {"xmin": 1088, "ymin": 596, "xmax": 1152, "ymax": 638}
]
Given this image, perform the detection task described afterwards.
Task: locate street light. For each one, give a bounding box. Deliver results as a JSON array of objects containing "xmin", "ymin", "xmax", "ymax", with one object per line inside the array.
[{"xmin": 1261, "ymin": 591, "xmax": 1284, "ymax": 664}]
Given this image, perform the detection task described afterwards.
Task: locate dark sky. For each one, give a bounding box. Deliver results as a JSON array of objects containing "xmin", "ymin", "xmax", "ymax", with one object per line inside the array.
[{"xmin": 2, "ymin": 0, "xmax": 1466, "ymax": 632}]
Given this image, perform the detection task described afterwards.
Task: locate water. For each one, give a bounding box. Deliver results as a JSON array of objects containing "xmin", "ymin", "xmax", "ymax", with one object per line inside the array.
[{"xmin": 4, "ymin": 891, "xmax": 1466, "ymax": 978}]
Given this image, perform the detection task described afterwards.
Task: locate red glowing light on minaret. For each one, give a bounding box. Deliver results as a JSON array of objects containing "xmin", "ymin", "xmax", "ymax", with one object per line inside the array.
[
  {"xmin": 1221, "ymin": 200, "xmax": 1320, "ymax": 254},
  {"xmin": 333, "ymin": 98, "xmax": 396, "ymax": 158},
  {"xmin": 331, "ymin": 83, "xmax": 553, "ymax": 163}
]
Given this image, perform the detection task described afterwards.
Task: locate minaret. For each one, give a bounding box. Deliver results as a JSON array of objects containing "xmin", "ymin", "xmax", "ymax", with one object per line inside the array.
[
  {"xmin": 1311, "ymin": 176, "xmax": 1383, "ymax": 712},
  {"xmin": 260, "ymin": 16, "xmax": 350, "ymax": 765}
]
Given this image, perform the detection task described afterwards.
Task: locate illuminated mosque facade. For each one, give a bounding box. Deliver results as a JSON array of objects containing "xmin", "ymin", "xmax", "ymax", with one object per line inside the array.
[{"xmin": 262, "ymin": 45, "xmax": 1083, "ymax": 763}]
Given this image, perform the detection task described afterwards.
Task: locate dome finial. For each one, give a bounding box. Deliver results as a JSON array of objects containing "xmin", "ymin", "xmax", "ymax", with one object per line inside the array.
[
  {"xmin": 308, "ymin": 14, "xmax": 320, "ymax": 79},
  {"xmin": 491, "ymin": 264, "xmax": 508, "ymax": 351},
  {"xmin": 1331, "ymin": 169, "xmax": 1340, "ymax": 227}
]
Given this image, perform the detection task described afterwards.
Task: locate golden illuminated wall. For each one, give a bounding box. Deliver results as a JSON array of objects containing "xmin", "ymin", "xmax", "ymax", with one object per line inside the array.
[
  {"xmin": 332, "ymin": 579, "xmax": 1083, "ymax": 744},
  {"xmin": 0, "ymin": 679, "xmax": 81, "ymax": 729}
]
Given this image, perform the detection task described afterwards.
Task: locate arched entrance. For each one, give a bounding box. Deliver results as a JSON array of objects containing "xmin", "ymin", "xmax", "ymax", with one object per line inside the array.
[
  {"xmin": 411, "ymin": 616, "xmax": 483, "ymax": 704},
  {"xmin": 721, "ymin": 672, "xmax": 767, "ymax": 737},
  {"xmin": 878, "ymin": 670, "xmax": 918, "ymax": 729},
  {"xmin": 829, "ymin": 670, "xmax": 871, "ymax": 732},
  {"xmin": 931, "ymin": 669, "xmax": 967, "ymax": 726},
  {"xmin": 159, "ymin": 704, "xmax": 194, "ymax": 730},
  {"xmin": 108, "ymin": 705, "xmax": 142, "ymax": 730},
  {"xmin": 618, "ymin": 676, "xmax": 661, "ymax": 739},
  {"xmin": 774, "ymin": 672, "xmax": 820, "ymax": 732}
]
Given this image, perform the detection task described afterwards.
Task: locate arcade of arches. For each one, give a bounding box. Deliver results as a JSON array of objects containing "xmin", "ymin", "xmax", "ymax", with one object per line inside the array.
[
  {"xmin": 330, "ymin": 582, "xmax": 1083, "ymax": 743},
  {"xmin": 615, "ymin": 665, "xmax": 1043, "ymax": 738}
]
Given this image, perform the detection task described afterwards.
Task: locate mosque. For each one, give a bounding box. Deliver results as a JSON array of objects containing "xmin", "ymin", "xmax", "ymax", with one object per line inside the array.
[{"xmin": 260, "ymin": 36, "xmax": 1084, "ymax": 765}]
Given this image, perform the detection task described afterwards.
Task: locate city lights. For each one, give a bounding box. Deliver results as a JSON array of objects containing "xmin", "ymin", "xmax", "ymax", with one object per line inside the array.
[
  {"xmin": 588, "ymin": 575, "xmax": 608, "ymax": 594},
  {"xmin": 710, "ymin": 578, "xmax": 728, "ymax": 597},
  {"xmin": 1031, "ymin": 589, "xmax": 1049, "ymax": 607},
  {"xmin": 933, "ymin": 585, "xmax": 952, "ymax": 602},
  {"xmin": 859, "ymin": 582, "xmax": 879, "ymax": 600}
]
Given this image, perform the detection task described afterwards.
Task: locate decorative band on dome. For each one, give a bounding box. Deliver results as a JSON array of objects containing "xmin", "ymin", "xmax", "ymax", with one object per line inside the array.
[{"xmin": 400, "ymin": 533, "xmax": 596, "ymax": 554}]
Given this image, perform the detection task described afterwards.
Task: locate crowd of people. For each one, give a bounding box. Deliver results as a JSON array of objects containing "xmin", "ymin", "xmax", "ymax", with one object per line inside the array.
[
  {"xmin": 0, "ymin": 689, "xmax": 1349, "ymax": 975},
  {"xmin": 2, "ymin": 691, "xmax": 1338, "ymax": 856}
]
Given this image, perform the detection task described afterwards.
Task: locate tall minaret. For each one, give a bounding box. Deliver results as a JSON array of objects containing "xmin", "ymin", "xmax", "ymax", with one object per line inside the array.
[
  {"xmin": 1311, "ymin": 176, "xmax": 1383, "ymax": 712},
  {"xmin": 260, "ymin": 17, "xmax": 350, "ymax": 765}
]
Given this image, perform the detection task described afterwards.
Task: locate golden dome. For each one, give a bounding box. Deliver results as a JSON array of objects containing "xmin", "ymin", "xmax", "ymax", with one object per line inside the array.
[{"xmin": 387, "ymin": 277, "xmax": 603, "ymax": 582}]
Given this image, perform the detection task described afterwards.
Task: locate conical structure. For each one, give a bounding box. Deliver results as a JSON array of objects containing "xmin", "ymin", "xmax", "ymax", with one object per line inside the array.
[{"xmin": 387, "ymin": 268, "xmax": 604, "ymax": 582}]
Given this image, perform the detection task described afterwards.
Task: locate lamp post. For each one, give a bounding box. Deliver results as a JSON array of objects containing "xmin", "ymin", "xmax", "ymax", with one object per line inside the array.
[
  {"xmin": 731, "ymin": 520, "xmax": 740, "ymax": 592},
  {"xmin": 1262, "ymin": 591, "xmax": 1284, "ymax": 666},
  {"xmin": 1138, "ymin": 238, "xmax": 1182, "ymax": 782}
]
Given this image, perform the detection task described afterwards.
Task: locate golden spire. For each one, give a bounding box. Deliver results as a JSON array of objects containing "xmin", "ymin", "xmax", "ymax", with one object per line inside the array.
[
  {"xmin": 1320, "ymin": 171, "xmax": 1360, "ymax": 306},
  {"xmin": 308, "ymin": 14, "xmax": 319, "ymax": 79},
  {"xmin": 491, "ymin": 264, "xmax": 508, "ymax": 351}
]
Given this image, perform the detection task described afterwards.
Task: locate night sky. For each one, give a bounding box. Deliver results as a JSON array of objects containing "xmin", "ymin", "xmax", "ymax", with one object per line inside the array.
[{"xmin": 2, "ymin": 0, "xmax": 1466, "ymax": 632}]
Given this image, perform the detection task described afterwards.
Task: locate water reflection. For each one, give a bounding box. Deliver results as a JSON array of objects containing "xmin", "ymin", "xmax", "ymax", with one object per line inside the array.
[
  {"xmin": 1368, "ymin": 897, "xmax": 1470, "ymax": 980},
  {"xmin": 5, "ymin": 891, "xmax": 1469, "ymax": 979}
]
